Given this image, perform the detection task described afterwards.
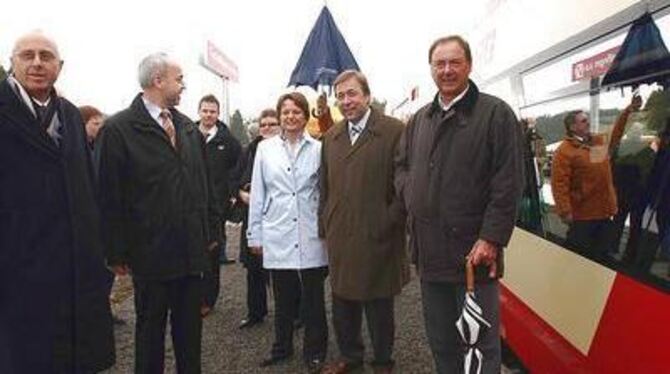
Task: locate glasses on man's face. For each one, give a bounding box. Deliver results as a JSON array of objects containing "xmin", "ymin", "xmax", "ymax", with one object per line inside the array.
[
  {"xmin": 259, "ymin": 122, "xmax": 279, "ymax": 129},
  {"xmin": 15, "ymin": 50, "xmax": 58, "ymax": 64},
  {"xmin": 430, "ymin": 58, "xmax": 466, "ymax": 71},
  {"xmin": 336, "ymin": 88, "xmax": 363, "ymax": 102}
]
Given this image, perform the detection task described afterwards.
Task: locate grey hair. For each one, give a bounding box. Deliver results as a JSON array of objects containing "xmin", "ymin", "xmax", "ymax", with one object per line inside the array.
[
  {"xmin": 138, "ymin": 52, "xmax": 171, "ymax": 89},
  {"xmin": 12, "ymin": 30, "xmax": 60, "ymax": 59}
]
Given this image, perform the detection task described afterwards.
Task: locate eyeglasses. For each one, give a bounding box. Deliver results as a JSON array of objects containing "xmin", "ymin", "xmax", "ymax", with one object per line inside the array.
[
  {"xmin": 336, "ymin": 88, "xmax": 363, "ymax": 101},
  {"xmin": 15, "ymin": 50, "xmax": 58, "ymax": 64},
  {"xmin": 259, "ymin": 122, "xmax": 279, "ymax": 128},
  {"xmin": 430, "ymin": 58, "xmax": 466, "ymax": 71}
]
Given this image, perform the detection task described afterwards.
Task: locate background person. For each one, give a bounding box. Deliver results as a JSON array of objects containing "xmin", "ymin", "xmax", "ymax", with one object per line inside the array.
[
  {"xmin": 551, "ymin": 98, "xmax": 636, "ymax": 259},
  {"xmin": 236, "ymin": 108, "xmax": 281, "ymax": 329},
  {"xmin": 196, "ymin": 94, "xmax": 242, "ymax": 317}
]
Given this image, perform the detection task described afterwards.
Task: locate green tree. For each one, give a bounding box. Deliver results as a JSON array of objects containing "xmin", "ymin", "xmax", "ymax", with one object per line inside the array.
[
  {"xmin": 230, "ymin": 109, "xmax": 249, "ymax": 145},
  {"xmin": 644, "ymin": 90, "xmax": 670, "ymax": 133},
  {"xmin": 0, "ymin": 64, "xmax": 6, "ymax": 81}
]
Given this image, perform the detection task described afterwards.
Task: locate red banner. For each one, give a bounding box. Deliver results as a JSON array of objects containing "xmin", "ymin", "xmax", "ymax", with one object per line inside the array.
[
  {"xmin": 203, "ymin": 41, "xmax": 239, "ymax": 82},
  {"xmin": 572, "ymin": 46, "xmax": 619, "ymax": 81}
]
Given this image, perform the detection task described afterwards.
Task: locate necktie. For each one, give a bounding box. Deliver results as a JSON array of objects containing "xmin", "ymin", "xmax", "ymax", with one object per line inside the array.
[
  {"xmin": 350, "ymin": 124, "xmax": 362, "ymax": 145},
  {"xmin": 33, "ymin": 103, "xmax": 46, "ymax": 124},
  {"xmin": 159, "ymin": 110, "xmax": 177, "ymax": 148}
]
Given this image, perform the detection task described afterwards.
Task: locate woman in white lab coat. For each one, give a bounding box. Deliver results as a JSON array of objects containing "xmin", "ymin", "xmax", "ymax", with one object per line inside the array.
[{"xmin": 247, "ymin": 92, "xmax": 328, "ymax": 372}]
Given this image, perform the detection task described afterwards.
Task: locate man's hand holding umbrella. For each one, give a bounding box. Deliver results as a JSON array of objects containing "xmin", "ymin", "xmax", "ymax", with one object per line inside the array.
[{"xmin": 467, "ymin": 239, "xmax": 499, "ymax": 278}]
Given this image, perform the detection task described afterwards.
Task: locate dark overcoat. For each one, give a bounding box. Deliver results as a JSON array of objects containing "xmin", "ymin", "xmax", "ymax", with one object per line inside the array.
[
  {"xmin": 237, "ymin": 136, "xmax": 262, "ymax": 266},
  {"xmin": 397, "ymin": 82, "xmax": 524, "ymax": 283},
  {"xmin": 319, "ymin": 109, "xmax": 409, "ymax": 300},
  {"xmin": 97, "ymin": 94, "xmax": 216, "ymax": 280},
  {"xmin": 0, "ymin": 79, "xmax": 115, "ymax": 373},
  {"xmin": 199, "ymin": 120, "xmax": 241, "ymax": 223}
]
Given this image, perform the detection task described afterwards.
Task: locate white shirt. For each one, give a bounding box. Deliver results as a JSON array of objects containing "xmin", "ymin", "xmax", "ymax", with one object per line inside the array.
[
  {"xmin": 8, "ymin": 76, "xmax": 51, "ymax": 118},
  {"xmin": 348, "ymin": 107, "xmax": 371, "ymax": 145},
  {"xmin": 141, "ymin": 96, "xmax": 164, "ymax": 128},
  {"xmin": 200, "ymin": 124, "xmax": 218, "ymax": 143},
  {"xmin": 247, "ymin": 132, "xmax": 327, "ymax": 269},
  {"xmin": 438, "ymin": 85, "xmax": 470, "ymax": 112}
]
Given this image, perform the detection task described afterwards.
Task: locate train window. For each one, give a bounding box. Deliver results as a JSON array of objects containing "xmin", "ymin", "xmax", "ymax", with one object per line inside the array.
[
  {"xmin": 521, "ymin": 35, "xmax": 624, "ymax": 107},
  {"xmin": 518, "ymin": 85, "xmax": 670, "ymax": 290},
  {"xmin": 485, "ymin": 77, "xmax": 517, "ymax": 109}
]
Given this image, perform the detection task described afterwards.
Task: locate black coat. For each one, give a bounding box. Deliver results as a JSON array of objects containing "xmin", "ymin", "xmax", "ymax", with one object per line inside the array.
[
  {"xmin": 199, "ymin": 121, "xmax": 242, "ymax": 223},
  {"xmin": 397, "ymin": 82, "xmax": 524, "ymax": 283},
  {"xmin": 0, "ymin": 79, "xmax": 115, "ymax": 373},
  {"xmin": 236, "ymin": 136, "xmax": 262, "ymax": 265},
  {"xmin": 98, "ymin": 94, "xmax": 217, "ymax": 280}
]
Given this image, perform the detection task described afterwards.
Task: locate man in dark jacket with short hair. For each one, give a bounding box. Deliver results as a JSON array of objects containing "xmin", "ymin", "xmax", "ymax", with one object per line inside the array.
[
  {"xmin": 0, "ymin": 31, "xmax": 114, "ymax": 374},
  {"xmin": 397, "ymin": 35, "xmax": 523, "ymax": 374},
  {"xmin": 98, "ymin": 52, "xmax": 218, "ymax": 373},
  {"xmin": 197, "ymin": 94, "xmax": 242, "ymax": 316}
]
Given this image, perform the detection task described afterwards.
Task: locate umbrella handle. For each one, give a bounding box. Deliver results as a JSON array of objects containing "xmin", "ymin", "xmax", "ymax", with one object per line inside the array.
[{"xmin": 466, "ymin": 260, "xmax": 475, "ymax": 293}]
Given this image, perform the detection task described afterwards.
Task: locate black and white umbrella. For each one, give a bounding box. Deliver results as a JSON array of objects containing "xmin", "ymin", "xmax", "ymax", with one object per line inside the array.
[{"xmin": 456, "ymin": 261, "xmax": 492, "ymax": 374}]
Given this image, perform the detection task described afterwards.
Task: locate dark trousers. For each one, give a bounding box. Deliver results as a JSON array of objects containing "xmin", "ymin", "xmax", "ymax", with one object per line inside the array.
[
  {"xmin": 133, "ymin": 276, "xmax": 202, "ymax": 374},
  {"xmin": 270, "ymin": 267, "xmax": 328, "ymax": 361},
  {"xmin": 566, "ymin": 219, "xmax": 614, "ymax": 260},
  {"xmin": 420, "ymin": 280, "xmax": 500, "ymax": 374},
  {"xmin": 245, "ymin": 256, "xmax": 268, "ymax": 320},
  {"xmin": 332, "ymin": 294, "xmax": 395, "ymax": 367},
  {"xmin": 203, "ymin": 240, "xmax": 222, "ymax": 308}
]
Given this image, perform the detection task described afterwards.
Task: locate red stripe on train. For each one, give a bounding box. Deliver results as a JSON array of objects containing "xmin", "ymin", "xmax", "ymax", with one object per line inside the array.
[
  {"xmin": 587, "ymin": 274, "xmax": 670, "ymax": 373},
  {"xmin": 500, "ymin": 284, "xmax": 589, "ymax": 373},
  {"xmin": 502, "ymin": 274, "xmax": 670, "ymax": 373}
]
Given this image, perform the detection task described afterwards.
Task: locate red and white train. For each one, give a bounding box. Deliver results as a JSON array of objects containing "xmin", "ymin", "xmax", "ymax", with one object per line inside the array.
[{"xmin": 474, "ymin": 1, "xmax": 670, "ymax": 372}]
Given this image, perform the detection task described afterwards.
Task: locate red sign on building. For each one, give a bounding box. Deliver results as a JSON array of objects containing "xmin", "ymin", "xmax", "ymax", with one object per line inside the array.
[
  {"xmin": 572, "ymin": 46, "xmax": 620, "ymax": 81},
  {"xmin": 202, "ymin": 41, "xmax": 239, "ymax": 82}
]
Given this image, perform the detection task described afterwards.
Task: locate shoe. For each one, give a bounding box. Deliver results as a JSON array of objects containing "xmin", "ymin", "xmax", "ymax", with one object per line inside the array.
[
  {"xmin": 321, "ymin": 360, "xmax": 363, "ymax": 374},
  {"xmin": 306, "ymin": 358, "xmax": 324, "ymax": 373},
  {"xmin": 259, "ymin": 354, "xmax": 292, "ymax": 367},
  {"xmin": 239, "ymin": 317, "xmax": 263, "ymax": 329}
]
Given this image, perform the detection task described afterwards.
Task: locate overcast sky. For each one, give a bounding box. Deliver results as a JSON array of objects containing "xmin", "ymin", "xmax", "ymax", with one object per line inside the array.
[
  {"xmin": 0, "ymin": 0, "xmax": 482, "ymax": 120},
  {"xmin": 2, "ymin": 0, "xmax": 644, "ymax": 121}
]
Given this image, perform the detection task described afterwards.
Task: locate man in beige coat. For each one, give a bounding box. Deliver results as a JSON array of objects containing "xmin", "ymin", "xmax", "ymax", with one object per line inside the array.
[{"xmin": 319, "ymin": 70, "xmax": 409, "ymax": 374}]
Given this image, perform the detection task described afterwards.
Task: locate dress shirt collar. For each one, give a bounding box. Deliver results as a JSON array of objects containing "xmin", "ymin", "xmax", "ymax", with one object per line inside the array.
[
  {"xmin": 142, "ymin": 95, "xmax": 164, "ymax": 127},
  {"xmin": 348, "ymin": 107, "xmax": 371, "ymax": 132},
  {"xmin": 438, "ymin": 84, "xmax": 469, "ymax": 112},
  {"xmin": 200, "ymin": 123, "xmax": 218, "ymax": 143},
  {"xmin": 8, "ymin": 76, "xmax": 52, "ymax": 117}
]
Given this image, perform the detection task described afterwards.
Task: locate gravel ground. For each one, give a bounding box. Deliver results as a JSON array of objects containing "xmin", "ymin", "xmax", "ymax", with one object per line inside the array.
[{"xmin": 108, "ymin": 223, "xmax": 512, "ymax": 373}]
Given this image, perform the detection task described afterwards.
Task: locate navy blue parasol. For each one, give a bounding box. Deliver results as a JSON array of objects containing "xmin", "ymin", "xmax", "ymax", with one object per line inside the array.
[
  {"xmin": 602, "ymin": 12, "xmax": 670, "ymax": 88},
  {"xmin": 288, "ymin": 6, "xmax": 360, "ymax": 89}
]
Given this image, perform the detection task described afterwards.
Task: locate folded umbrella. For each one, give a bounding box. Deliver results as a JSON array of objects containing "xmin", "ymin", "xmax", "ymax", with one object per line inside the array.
[{"xmin": 456, "ymin": 261, "xmax": 492, "ymax": 374}]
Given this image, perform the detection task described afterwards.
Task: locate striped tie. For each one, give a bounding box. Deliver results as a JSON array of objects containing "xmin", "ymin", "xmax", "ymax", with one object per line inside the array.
[
  {"xmin": 159, "ymin": 110, "xmax": 177, "ymax": 148},
  {"xmin": 350, "ymin": 124, "xmax": 362, "ymax": 145}
]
